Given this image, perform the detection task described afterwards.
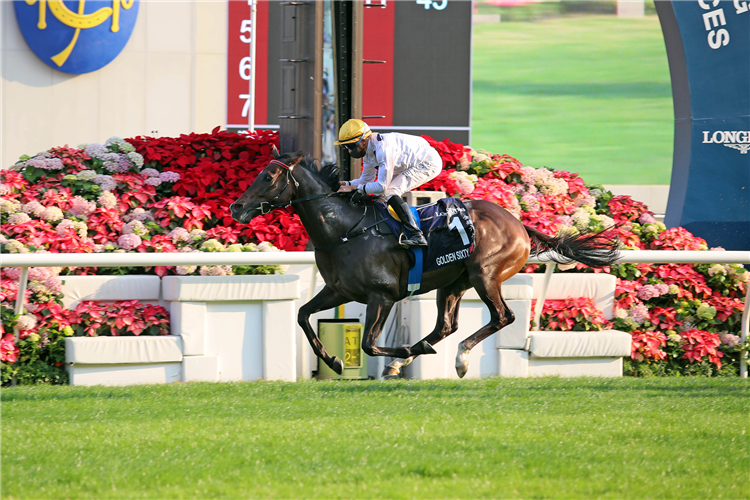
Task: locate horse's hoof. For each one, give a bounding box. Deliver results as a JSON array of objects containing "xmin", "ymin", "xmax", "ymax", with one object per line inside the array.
[
  {"xmin": 418, "ymin": 340, "xmax": 437, "ymax": 355},
  {"xmin": 455, "ymin": 342, "xmax": 470, "ymax": 378},
  {"xmin": 331, "ymin": 356, "xmax": 344, "ymax": 375},
  {"xmin": 382, "ymin": 366, "xmax": 400, "ymax": 379}
]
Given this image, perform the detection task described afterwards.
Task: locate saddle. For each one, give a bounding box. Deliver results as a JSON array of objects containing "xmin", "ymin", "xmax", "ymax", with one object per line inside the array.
[{"xmin": 374, "ymin": 197, "xmax": 476, "ymax": 295}]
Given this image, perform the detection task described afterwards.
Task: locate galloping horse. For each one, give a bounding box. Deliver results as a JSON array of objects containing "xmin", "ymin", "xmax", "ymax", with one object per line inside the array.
[{"xmin": 230, "ymin": 149, "xmax": 620, "ymax": 378}]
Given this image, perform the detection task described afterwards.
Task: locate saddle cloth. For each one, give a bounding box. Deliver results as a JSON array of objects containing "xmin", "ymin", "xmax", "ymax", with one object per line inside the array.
[{"xmin": 374, "ymin": 197, "xmax": 475, "ymax": 295}]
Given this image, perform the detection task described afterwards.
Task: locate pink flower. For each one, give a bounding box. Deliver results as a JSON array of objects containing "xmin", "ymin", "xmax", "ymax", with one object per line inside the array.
[
  {"xmin": 68, "ymin": 196, "xmax": 97, "ymax": 218},
  {"xmin": 638, "ymin": 212, "xmax": 657, "ymax": 224},
  {"xmin": 56, "ymin": 219, "xmax": 77, "ymax": 236},
  {"xmin": 117, "ymin": 233, "xmax": 142, "ymax": 251},
  {"xmin": 2, "ymin": 268, "xmax": 22, "ymax": 281},
  {"xmin": 629, "ymin": 303, "xmax": 649, "ymax": 325},
  {"xmin": 28, "ymin": 267, "xmax": 51, "ymax": 282},
  {"xmin": 0, "ymin": 334, "xmax": 19, "ymax": 363},
  {"xmin": 44, "ymin": 277, "xmax": 63, "ymax": 295},
  {"xmin": 637, "ymin": 285, "xmax": 659, "ymax": 301}
]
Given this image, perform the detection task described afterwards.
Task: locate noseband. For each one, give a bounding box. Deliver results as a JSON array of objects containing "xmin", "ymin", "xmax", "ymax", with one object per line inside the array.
[{"xmin": 256, "ymin": 159, "xmax": 300, "ymax": 214}]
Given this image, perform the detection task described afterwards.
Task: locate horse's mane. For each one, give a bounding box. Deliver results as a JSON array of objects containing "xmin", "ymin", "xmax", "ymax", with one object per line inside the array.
[{"xmin": 280, "ymin": 152, "xmax": 340, "ymax": 192}]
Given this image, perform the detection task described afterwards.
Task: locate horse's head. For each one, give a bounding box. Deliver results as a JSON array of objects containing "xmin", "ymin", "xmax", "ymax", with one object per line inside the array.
[{"xmin": 230, "ymin": 147, "xmax": 304, "ymax": 224}]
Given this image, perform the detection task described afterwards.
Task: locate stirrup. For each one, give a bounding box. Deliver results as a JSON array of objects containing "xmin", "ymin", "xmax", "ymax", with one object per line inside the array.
[{"xmin": 398, "ymin": 233, "xmax": 428, "ymax": 248}]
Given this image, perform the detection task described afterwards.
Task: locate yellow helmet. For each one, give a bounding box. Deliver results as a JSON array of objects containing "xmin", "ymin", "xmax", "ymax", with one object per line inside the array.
[{"xmin": 334, "ymin": 119, "xmax": 372, "ymax": 145}]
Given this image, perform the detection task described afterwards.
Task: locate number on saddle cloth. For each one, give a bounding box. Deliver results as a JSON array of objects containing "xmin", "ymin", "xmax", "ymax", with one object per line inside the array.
[{"xmin": 376, "ymin": 198, "xmax": 476, "ymax": 294}]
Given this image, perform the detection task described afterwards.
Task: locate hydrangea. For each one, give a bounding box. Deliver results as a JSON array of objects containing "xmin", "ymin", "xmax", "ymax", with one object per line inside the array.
[
  {"xmin": 93, "ymin": 174, "xmax": 117, "ymax": 191},
  {"xmin": 668, "ymin": 284, "xmax": 680, "ymax": 295},
  {"xmin": 21, "ymin": 200, "xmax": 45, "ymax": 217},
  {"xmin": 189, "ymin": 229, "xmax": 207, "ymax": 242},
  {"xmin": 3, "ymin": 267, "xmax": 23, "ymax": 280},
  {"xmin": 571, "ymin": 206, "xmax": 592, "ymax": 231},
  {"xmin": 56, "ymin": 219, "xmax": 76, "ymax": 236},
  {"xmin": 141, "ymin": 168, "xmax": 160, "ymax": 178},
  {"xmin": 628, "ymin": 303, "xmax": 649, "ymax": 325},
  {"xmin": 695, "ymin": 302, "xmax": 717, "ymax": 320},
  {"xmin": 117, "ymin": 233, "xmax": 142, "ymax": 251},
  {"xmin": 199, "ymin": 265, "xmax": 233, "ymax": 276},
  {"xmin": 105, "ymin": 136, "xmax": 135, "ymax": 153},
  {"xmin": 200, "ymin": 239, "xmax": 226, "ymax": 252},
  {"xmin": 122, "ymin": 220, "xmax": 148, "ymax": 237},
  {"xmin": 707, "ymin": 264, "xmax": 727, "ymax": 277},
  {"xmin": 667, "ymin": 332, "xmax": 682, "ymax": 343},
  {"xmin": 41, "ymin": 206, "xmax": 64, "ymax": 222},
  {"xmin": 26, "ymin": 157, "xmax": 64, "ymax": 170},
  {"xmin": 145, "ymin": 177, "xmax": 162, "ymax": 187},
  {"xmin": 128, "ymin": 152, "xmax": 144, "ymax": 168},
  {"xmin": 638, "ymin": 212, "xmax": 657, "ymax": 224},
  {"xmin": 637, "ymin": 284, "xmax": 662, "ymax": 301},
  {"xmin": 719, "ymin": 333, "xmax": 741, "ymax": 347},
  {"xmin": 68, "ymin": 196, "xmax": 97, "ymax": 218},
  {"xmin": 159, "ymin": 171, "xmax": 181, "ymax": 183},
  {"xmin": 28, "ymin": 267, "xmax": 51, "ymax": 282},
  {"xmin": 257, "ymin": 241, "xmax": 279, "ymax": 252},
  {"xmin": 16, "ymin": 314, "xmax": 37, "ymax": 331},
  {"xmin": 76, "ymin": 169, "xmax": 97, "ymax": 181},
  {"xmin": 44, "ymin": 277, "xmax": 63, "ymax": 295},
  {"xmin": 168, "ymin": 227, "xmax": 191, "ymax": 243},
  {"xmin": 176, "ymin": 266, "xmax": 197, "ymax": 275},
  {"xmin": 84, "ymin": 143, "xmax": 108, "ymax": 159},
  {"xmin": 97, "ymin": 191, "xmax": 118, "ymax": 209},
  {"xmin": 226, "ymin": 244, "xmax": 244, "ymax": 252},
  {"xmin": 7, "ymin": 213, "xmax": 31, "ymax": 225},
  {"xmin": 3, "ymin": 240, "xmax": 28, "ymax": 253},
  {"xmin": 0, "ymin": 199, "xmax": 21, "ymax": 214}
]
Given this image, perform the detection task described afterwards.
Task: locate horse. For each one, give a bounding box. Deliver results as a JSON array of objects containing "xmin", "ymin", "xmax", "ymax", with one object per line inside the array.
[{"xmin": 229, "ymin": 149, "xmax": 620, "ymax": 379}]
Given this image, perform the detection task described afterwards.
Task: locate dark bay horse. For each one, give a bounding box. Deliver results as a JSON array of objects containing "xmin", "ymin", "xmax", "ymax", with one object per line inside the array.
[{"xmin": 230, "ymin": 150, "xmax": 620, "ymax": 378}]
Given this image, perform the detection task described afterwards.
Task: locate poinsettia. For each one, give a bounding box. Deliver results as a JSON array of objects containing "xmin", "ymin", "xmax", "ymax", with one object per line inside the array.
[{"xmin": 679, "ymin": 329, "xmax": 723, "ymax": 368}]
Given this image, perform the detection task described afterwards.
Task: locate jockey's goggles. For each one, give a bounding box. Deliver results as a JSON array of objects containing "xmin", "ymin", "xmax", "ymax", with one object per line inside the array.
[{"xmin": 342, "ymin": 134, "xmax": 366, "ymax": 151}]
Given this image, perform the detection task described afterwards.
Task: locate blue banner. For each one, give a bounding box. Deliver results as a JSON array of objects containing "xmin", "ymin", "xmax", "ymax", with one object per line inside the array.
[{"xmin": 659, "ymin": 0, "xmax": 749, "ymax": 250}]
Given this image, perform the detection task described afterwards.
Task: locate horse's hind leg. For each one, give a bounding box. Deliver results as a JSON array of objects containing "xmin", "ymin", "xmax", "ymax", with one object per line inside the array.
[
  {"xmin": 298, "ymin": 285, "xmax": 349, "ymax": 375},
  {"xmin": 383, "ymin": 274, "xmax": 471, "ymax": 378},
  {"xmin": 455, "ymin": 276, "xmax": 516, "ymax": 378}
]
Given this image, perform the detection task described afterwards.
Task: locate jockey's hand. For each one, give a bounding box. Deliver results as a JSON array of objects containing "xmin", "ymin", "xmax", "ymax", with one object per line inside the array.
[{"xmin": 337, "ymin": 181, "xmax": 358, "ymax": 193}]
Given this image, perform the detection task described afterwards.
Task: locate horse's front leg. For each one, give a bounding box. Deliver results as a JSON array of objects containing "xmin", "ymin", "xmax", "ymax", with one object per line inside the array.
[
  {"xmin": 360, "ymin": 298, "xmax": 434, "ymax": 360},
  {"xmin": 298, "ymin": 285, "xmax": 349, "ymax": 375}
]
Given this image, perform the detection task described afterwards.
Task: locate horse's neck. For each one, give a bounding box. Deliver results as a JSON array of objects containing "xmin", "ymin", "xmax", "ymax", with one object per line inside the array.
[{"xmin": 293, "ymin": 170, "xmax": 364, "ymax": 248}]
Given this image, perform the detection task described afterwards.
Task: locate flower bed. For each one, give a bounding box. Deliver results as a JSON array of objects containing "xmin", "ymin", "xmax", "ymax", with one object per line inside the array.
[{"xmin": 1, "ymin": 129, "xmax": 748, "ymax": 383}]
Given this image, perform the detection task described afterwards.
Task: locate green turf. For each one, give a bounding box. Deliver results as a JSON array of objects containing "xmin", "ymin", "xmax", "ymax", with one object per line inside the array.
[
  {"xmin": 2, "ymin": 378, "xmax": 748, "ymax": 499},
  {"xmin": 472, "ymin": 15, "xmax": 674, "ymax": 185}
]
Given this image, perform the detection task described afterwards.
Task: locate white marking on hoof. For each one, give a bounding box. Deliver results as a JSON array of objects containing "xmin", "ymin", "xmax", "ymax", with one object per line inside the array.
[{"xmin": 455, "ymin": 342, "xmax": 470, "ymax": 378}]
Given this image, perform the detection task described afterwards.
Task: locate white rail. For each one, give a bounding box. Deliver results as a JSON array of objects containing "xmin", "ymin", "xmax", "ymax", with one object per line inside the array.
[{"xmin": 2, "ymin": 250, "xmax": 748, "ymax": 377}]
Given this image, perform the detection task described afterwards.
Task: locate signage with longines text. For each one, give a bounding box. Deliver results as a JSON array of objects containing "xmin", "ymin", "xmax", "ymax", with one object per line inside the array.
[{"xmin": 659, "ymin": 0, "xmax": 749, "ymax": 250}]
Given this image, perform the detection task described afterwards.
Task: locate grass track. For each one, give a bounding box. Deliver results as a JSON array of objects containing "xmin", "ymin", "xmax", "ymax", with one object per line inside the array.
[
  {"xmin": 472, "ymin": 16, "xmax": 673, "ymax": 185},
  {"xmin": 2, "ymin": 378, "xmax": 749, "ymax": 499}
]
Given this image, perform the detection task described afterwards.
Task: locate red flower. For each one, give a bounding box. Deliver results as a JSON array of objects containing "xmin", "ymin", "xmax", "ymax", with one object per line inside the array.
[
  {"xmin": 0, "ymin": 334, "xmax": 19, "ymax": 364},
  {"xmin": 679, "ymin": 329, "xmax": 723, "ymax": 369},
  {"xmin": 630, "ymin": 330, "xmax": 667, "ymax": 362}
]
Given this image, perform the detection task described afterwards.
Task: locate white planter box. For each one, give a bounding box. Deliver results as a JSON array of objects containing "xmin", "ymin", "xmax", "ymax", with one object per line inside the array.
[
  {"xmin": 163, "ymin": 275, "xmax": 300, "ymax": 383},
  {"xmin": 60, "ymin": 274, "xmax": 300, "ymax": 385}
]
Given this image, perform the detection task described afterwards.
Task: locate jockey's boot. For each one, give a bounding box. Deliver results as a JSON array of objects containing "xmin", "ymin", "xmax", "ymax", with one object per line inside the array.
[{"xmin": 388, "ymin": 196, "xmax": 428, "ymax": 247}]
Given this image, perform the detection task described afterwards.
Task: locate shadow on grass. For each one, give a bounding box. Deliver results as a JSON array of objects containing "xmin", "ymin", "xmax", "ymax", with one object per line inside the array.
[{"xmin": 473, "ymin": 81, "xmax": 671, "ymax": 99}]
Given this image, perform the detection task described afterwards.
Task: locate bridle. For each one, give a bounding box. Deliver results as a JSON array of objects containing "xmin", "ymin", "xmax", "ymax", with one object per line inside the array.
[{"xmin": 254, "ymin": 159, "xmax": 300, "ymax": 215}]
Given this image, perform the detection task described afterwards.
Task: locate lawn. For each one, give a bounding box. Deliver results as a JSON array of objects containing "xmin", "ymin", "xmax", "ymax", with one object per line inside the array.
[
  {"xmin": 2, "ymin": 378, "xmax": 748, "ymax": 499},
  {"xmin": 472, "ymin": 15, "xmax": 674, "ymax": 185}
]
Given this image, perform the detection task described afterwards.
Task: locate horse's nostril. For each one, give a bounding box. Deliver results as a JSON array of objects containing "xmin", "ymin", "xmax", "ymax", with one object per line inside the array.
[{"xmin": 230, "ymin": 203, "xmax": 242, "ymax": 214}]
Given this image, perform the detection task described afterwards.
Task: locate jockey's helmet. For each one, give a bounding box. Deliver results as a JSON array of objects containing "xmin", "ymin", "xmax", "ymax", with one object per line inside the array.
[{"xmin": 334, "ymin": 119, "xmax": 372, "ymax": 146}]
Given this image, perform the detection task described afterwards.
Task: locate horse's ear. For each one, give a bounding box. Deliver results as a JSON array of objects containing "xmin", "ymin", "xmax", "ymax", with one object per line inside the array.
[
  {"xmin": 271, "ymin": 145, "xmax": 280, "ymax": 159},
  {"xmin": 290, "ymin": 151, "xmax": 306, "ymax": 166}
]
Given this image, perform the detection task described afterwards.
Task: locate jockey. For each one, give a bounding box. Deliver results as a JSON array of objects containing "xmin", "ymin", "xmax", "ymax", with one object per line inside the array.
[{"xmin": 335, "ymin": 119, "xmax": 442, "ymax": 247}]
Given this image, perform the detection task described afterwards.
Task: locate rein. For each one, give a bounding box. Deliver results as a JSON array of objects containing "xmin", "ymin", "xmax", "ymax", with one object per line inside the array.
[{"xmin": 252, "ymin": 158, "xmax": 387, "ymax": 251}]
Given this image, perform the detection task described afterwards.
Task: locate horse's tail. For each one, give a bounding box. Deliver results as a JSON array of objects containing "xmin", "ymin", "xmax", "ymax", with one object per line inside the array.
[{"xmin": 524, "ymin": 225, "xmax": 621, "ymax": 268}]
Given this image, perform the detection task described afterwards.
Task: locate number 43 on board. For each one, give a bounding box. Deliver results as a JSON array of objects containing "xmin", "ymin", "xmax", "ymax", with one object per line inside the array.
[{"xmin": 416, "ymin": 0, "xmax": 447, "ymax": 10}]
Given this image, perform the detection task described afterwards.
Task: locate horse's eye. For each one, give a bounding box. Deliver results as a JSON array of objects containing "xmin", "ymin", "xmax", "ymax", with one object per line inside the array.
[{"xmin": 265, "ymin": 174, "xmax": 273, "ymax": 182}]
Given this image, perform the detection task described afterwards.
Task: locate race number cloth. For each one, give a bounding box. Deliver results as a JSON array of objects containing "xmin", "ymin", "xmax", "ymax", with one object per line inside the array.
[{"xmin": 375, "ymin": 197, "xmax": 475, "ymax": 295}]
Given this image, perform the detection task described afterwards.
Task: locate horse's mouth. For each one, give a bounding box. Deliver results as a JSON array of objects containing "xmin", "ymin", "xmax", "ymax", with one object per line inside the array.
[{"xmin": 231, "ymin": 206, "xmax": 258, "ymax": 224}]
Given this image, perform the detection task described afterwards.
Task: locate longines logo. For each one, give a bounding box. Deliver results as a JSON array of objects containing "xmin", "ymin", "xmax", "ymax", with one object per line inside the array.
[
  {"xmin": 702, "ymin": 130, "xmax": 750, "ymax": 154},
  {"xmin": 14, "ymin": 0, "xmax": 139, "ymax": 75}
]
